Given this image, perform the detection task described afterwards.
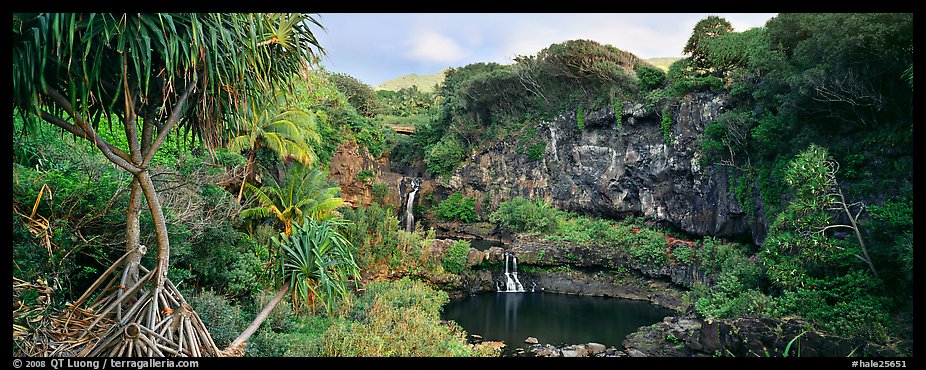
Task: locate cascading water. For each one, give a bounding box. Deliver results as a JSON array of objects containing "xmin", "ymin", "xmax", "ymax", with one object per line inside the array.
[
  {"xmin": 402, "ymin": 177, "xmax": 421, "ymax": 233},
  {"xmin": 497, "ymin": 252, "xmax": 526, "ymax": 292},
  {"xmin": 548, "ymin": 124, "xmax": 559, "ymax": 162}
]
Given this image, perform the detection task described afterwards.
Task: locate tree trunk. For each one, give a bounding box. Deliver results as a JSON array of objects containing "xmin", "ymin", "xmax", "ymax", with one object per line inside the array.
[
  {"xmin": 124, "ymin": 178, "xmax": 143, "ymax": 264},
  {"xmin": 222, "ymin": 282, "xmax": 290, "ymax": 357},
  {"xmin": 119, "ymin": 178, "xmax": 144, "ymax": 316},
  {"xmin": 237, "ymin": 147, "xmax": 258, "ymax": 203},
  {"xmin": 838, "ymin": 188, "xmax": 880, "ymax": 280},
  {"xmin": 136, "ymin": 170, "xmax": 171, "ymax": 291}
]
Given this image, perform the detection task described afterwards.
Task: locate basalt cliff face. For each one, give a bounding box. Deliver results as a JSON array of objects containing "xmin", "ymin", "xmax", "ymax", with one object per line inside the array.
[{"xmin": 438, "ymin": 92, "xmax": 765, "ymax": 243}]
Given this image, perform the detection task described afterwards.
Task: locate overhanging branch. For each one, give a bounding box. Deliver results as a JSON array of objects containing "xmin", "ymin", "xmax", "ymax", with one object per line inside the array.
[
  {"xmin": 42, "ymin": 86, "xmax": 140, "ymax": 174},
  {"xmin": 143, "ymin": 77, "xmax": 198, "ymax": 166}
]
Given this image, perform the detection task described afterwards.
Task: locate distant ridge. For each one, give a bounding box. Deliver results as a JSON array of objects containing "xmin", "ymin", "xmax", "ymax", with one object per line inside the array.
[
  {"xmin": 644, "ymin": 57, "xmax": 682, "ymax": 71},
  {"xmin": 374, "ymin": 69, "xmax": 447, "ymax": 93}
]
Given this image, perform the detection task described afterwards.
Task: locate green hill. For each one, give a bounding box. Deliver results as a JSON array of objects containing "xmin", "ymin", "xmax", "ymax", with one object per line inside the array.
[
  {"xmin": 644, "ymin": 57, "xmax": 682, "ymax": 71},
  {"xmin": 377, "ymin": 58, "xmax": 678, "ymax": 92},
  {"xmin": 375, "ymin": 69, "xmax": 447, "ymax": 93}
]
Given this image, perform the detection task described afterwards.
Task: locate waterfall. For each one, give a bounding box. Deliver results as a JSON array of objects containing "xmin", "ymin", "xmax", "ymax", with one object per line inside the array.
[
  {"xmin": 548, "ymin": 124, "xmax": 559, "ymax": 162},
  {"xmin": 403, "ymin": 177, "xmax": 421, "ymax": 233},
  {"xmin": 498, "ymin": 252, "xmax": 526, "ymax": 292}
]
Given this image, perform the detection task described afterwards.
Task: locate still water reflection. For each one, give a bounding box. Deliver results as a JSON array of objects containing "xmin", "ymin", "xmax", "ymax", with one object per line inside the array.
[{"xmin": 442, "ymin": 292, "xmax": 675, "ymax": 348}]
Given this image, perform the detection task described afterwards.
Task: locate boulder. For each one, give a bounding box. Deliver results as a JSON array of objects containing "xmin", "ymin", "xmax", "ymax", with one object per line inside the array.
[
  {"xmin": 586, "ymin": 342, "xmax": 606, "ymax": 355},
  {"xmin": 561, "ymin": 345, "xmax": 588, "ymax": 357},
  {"xmin": 465, "ymin": 248, "xmax": 486, "ymax": 268}
]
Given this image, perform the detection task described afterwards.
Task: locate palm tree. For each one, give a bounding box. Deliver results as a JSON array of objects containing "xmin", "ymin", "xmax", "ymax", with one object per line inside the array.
[
  {"xmin": 224, "ymin": 216, "xmax": 360, "ymax": 355},
  {"xmin": 12, "ymin": 13, "xmax": 324, "ymax": 357},
  {"xmin": 240, "ymin": 163, "xmax": 346, "ymax": 235},
  {"xmin": 227, "ymin": 93, "xmax": 321, "ymax": 203}
]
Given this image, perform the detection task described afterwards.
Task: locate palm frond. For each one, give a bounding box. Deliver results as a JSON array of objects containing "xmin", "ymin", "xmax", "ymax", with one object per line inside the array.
[
  {"xmin": 226, "ymin": 134, "xmax": 256, "ymax": 153},
  {"xmin": 240, "ymin": 207, "xmax": 274, "ymax": 220}
]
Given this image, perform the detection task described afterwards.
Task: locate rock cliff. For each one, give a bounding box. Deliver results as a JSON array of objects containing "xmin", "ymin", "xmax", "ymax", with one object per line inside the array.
[{"xmin": 438, "ymin": 93, "xmax": 763, "ymax": 243}]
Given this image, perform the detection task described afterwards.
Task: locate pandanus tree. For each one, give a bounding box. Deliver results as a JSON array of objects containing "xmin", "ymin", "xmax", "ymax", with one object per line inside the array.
[
  {"xmin": 12, "ymin": 13, "xmax": 324, "ymax": 356},
  {"xmin": 227, "ymin": 92, "xmax": 321, "ymax": 203},
  {"xmin": 226, "ymin": 217, "xmax": 360, "ymax": 354}
]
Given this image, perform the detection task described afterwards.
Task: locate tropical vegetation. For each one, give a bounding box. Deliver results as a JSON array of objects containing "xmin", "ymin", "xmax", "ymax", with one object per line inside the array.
[{"xmin": 12, "ymin": 12, "xmax": 912, "ymax": 358}]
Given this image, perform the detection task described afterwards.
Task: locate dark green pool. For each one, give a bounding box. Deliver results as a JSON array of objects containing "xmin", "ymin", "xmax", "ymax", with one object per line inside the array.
[
  {"xmin": 442, "ymin": 292, "xmax": 675, "ymax": 348},
  {"xmin": 469, "ymin": 238, "xmax": 503, "ymax": 251}
]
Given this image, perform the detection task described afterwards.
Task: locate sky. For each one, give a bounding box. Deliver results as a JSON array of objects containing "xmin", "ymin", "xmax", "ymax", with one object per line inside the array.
[{"xmin": 313, "ymin": 13, "xmax": 777, "ymax": 87}]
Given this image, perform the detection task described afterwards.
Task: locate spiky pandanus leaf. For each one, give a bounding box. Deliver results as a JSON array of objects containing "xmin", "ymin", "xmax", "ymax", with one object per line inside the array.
[{"xmin": 273, "ymin": 217, "xmax": 359, "ymax": 314}]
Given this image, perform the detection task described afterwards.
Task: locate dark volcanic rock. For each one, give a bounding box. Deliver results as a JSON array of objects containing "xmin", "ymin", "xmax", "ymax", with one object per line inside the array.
[
  {"xmin": 512, "ymin": 234, "xmax": 717, "ymax": 290},
  {"xmin": 439, "ymin": 93, "xmax": 762, "ymax": 243},
  {"xmin": 625, "ymin": 315, "xmax": 901, "ymax": 358}
]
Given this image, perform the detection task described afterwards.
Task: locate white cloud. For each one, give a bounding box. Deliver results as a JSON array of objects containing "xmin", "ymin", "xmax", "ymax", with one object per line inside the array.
[
  {"xmin": 406, "ymin": 31, "xmax": 468, "ymax": 64},
  {"xmin": 493, "ymin": 14, "xmax": 687, "ymax": 62},
  {"xmin": 317, "ymin": 13, "xmax": 778, "ymax": 84},
  {"xmin": 491, "ymin": 13, "xmax": 777, "ymax": 61}
]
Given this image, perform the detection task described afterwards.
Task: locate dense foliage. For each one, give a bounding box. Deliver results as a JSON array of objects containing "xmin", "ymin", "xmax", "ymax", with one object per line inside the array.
[
  {"xmin": 12, "ymin": 12, "xmax": 913, "ymax": 357},
  {"xmin": 13, "ymin": 116, "xmax": 258, "ymax": 302},
  {"xmin": 341, "ymin": 203, "xmax": 441, "ymax": 275},
  {"xmin": 328, "ymin": 72, "xmax": 378, "ymax": 117},
  {"xmin": 441, "ymin": 240, "xmax": 471, "ymax": 275},
  {"xmin": 294, "ymin": 70, "xmax": 394, "ymax": 163},
  {"xmin": 434, "ymin": 192, "xmax": 478, "ymax": 223},
  {"xmin": 683, "ymin": 13, "xmax": 913, "ymax": 346},
  {"xmin": 319, "ymin": 278, "xmax": 493, "ymax": 357},
  {"xmin": 489, "ymin": 197, "xmax": 561, "ymax": 234},
  {"xmin": 414, "ymin": 40, "xmax": 650, "ymax": 176}
]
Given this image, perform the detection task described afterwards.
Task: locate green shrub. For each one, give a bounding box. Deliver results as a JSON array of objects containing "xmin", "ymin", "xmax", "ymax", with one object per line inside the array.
[
  {"xmin": 225, "ymin": 250, "xmax": 262, "ymax": 299},
  {"xmin": 435, "ymin": 193, "xmax": 477, "ymax": 223},
  {"xmin": 388, "ymin": 228, "xmax": 440, "ymax": 273},
  {"xmin": 627, "ymin": 227, "xmax": 668, "ymax": 265},
  {"xmin": 424, "ymin": 136, "xmax": 466, "ymax": 176},
  {"xmin": 246, "ymin": 329, "xmax": 297, "ymax": 357},
  {"xmin": 665, "ymin": 58, "xmax": 725, "ymax": 96},
  {"xmin": 546, "ymin": 215, "xmax": 622, "ymax": 245},
  {"xmin": 318, "ymin": 278, "xmax": 488, "ymax": 357},
  {"xmin": 12, "ymin": 133, "xmax": 130, "ymax": 297},
  {"xmin": 692, "ymin": 280, "xmax": 775, "ymax": 319},
  {"xmin": 442, "ymin": 240, "xmax": 471, "ymax": 274},
  {"xmin": 576, "ymin": 106, "xmax": 585, "ymax": 130},
  {"xmin": 356, "ymin": 169, "xmax": 375, "ymax": 184},
  {"xmin": 661, "ymin": 107, "xmax": 673, "ymax": 143},
  {"xmin": 388, "ymin": 134, "xmax": 423, "ymax": 168},
  {"xmin": 672, "ymin": 245, "xmax": 694, "ymax": 264},
  {"xmin": 489, "ymin": 197, "xmax": 562, "ymax": 234},
  {"xmin": 328, "ymin": 72, "xmax": 377, "ymax": 117},
  {"xmin": 187, "ymin": 290, "xmax": 247, "ymax": 348},
  {"xmin": 635, "ymin": 64, "xmax": 667, "ymax": 91},
  {"xmin": 371, "ymin": 183, "xmax": 389, "ymax": 204},
  {"xmin": 342, "ymin": 202, "xmax": 441, "ymax": 273},
  {"xmin": 242, "ymin": 301, "xmax": 331, "ymax": 357},
  {"xmin": 525, "ymin": 142, "xmax": 546, "ymax": 162},
  {"xmin": 769, "ymin": 271, "xmax": 894, "ymax": 343},
  {"xmin": 250, "ymin": 289, "xmax": 297, "ymax": 333},
  {"xmin": 695, "ymin": 236, "xmax": 763, "ymax": 289},
  {"xmin": 613, "ymin": 100, "xmax": 624, "ymax": 130}
]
